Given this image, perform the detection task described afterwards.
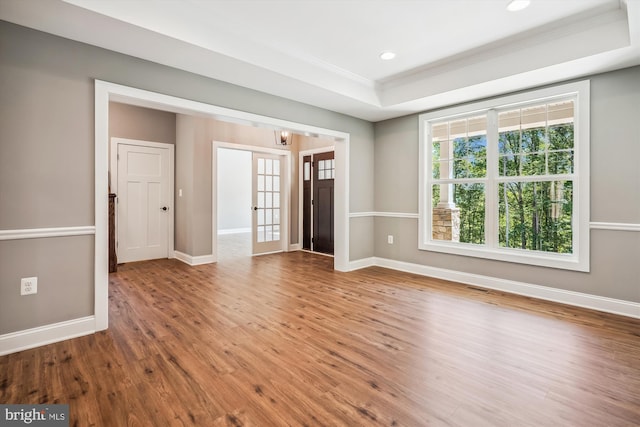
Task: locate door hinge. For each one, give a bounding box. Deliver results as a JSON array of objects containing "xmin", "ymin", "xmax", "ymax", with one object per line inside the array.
[{"xmin": 311, "ymin": 199, "xmax": 314, "ymax": 205}]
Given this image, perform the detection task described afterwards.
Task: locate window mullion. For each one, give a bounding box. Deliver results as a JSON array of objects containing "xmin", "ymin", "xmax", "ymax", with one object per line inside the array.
[
  {"xmin": 485, "ymin": 109, "xmax": 499, "ymax": 249},
  {"xmin": 418, "ymin": 80, "xmax": 588, "ymax": 272},
  {"xmin": 420, "ymin": 120, "xmax": 431, "ymax": 248}
]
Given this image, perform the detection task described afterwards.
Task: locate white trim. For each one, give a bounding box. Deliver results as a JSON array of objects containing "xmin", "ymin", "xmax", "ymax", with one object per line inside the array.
[
  {"xmin": 334, "ymin": 136, "xmax": 349, "ymax": 271},
  {"xmin": 218, "ymin": 228, "xmax": 251, "ymax": 235},
  {"xmin": 297, "ymin": 150, "xmax": 304, "ymax": 252},
  {"xmin": 347, "ymin": 256, "xmax": 377, "ymax": 270},
  {"xmin": 418, "ymin": 80, "xmax": 590, "ymax": 272},
  {"xmin": 0, "ymin": 226, "xmax": 95, "ymax": 241},
  {"xmin": 347, "ymin": 257, "xmax": 640, "ymax": 319},
  {"xmin": 590, "ymin": 222, "xmax": 640, "ymax": 232},
  {"xmin": 211, "ymin": 142, "xmax": 219, "ymax": 264},
  {"xmin": 252, "ymin": 250, "xmax": 285, "ymax": 257},
  {"xmin": 347, "ymin": 216, "xmax": 640, "ymax": 232},
  {"xmin": 215, "ymin": 140, "xmax": 293, "ymax": 156},
  {"xmin": 288, "ymin": 243, "xmax": 301, "ymax": 251},
  {"xmin": 349, "ymin": 211, "xmax": 377, "ymax": 218},
  {"xmin": 349, "ymin": 211, "xmax": 419, "ymax": 219},
  {"xmin": 173, "ymin": 251, "xmax": 215, "ymax": 266},
  {"xmin": 94, "ymin": 81, "xmax": 110, "ymax": 332},
  {"xmin": 0, "ymin": 316, "xmax": 95, "ymax": 356}
]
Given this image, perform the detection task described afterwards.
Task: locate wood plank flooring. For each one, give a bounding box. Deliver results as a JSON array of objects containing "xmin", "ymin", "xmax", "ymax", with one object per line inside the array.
[{"xmin": 1, "ymin": 251, "xmax": 639, "ymax": 426}]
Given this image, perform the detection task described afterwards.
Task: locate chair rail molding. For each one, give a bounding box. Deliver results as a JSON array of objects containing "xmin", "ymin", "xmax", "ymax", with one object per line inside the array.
[
  {"xmin": 350, "ymin": 212, "xmax": 419, "ymax": 219},
  {"xmin": 0, "ymin": 226, "xmax": 95, "ymax": 241},
  {"xmin": 590, "ymin": 222, "xmax": 640, "ymax": 232},
  {"xmin": 349, "ymin": 214, "xmax": 640, "ymax": 232}
]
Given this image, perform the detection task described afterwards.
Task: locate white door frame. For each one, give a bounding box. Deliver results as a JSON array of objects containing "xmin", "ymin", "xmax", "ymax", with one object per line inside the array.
[
  {"xmin": 109, "ymin": 137, "xmax": 175, "ymax": 262},
  {"xmin": 213, "ymin": 141, "xmax": 292, "ymax": 261},
  {"xmin": 95, "ymin": 80, "xmax": 350, "ymax": 332},
  {"xmin": 298, "ymin": 147, "xmax": 335, "ymax": 253}
]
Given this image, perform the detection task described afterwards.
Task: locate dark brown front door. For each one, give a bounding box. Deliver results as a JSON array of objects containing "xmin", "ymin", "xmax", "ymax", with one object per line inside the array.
[{"xmin": 313, "ymin": 151, "xmax": 334, "ymax": 255}]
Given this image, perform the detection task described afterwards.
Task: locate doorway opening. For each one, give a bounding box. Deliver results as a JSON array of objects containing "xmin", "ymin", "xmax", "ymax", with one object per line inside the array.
[
  {"xmin": 216, "ymin": 147, "xmax": 251, "ymax": 261},
  {"xmin": 96, "ymin": 80, "xmax": 350, "ymax": 332},
  {"xmin": 213, "ymin": 142, "xmax": 290, "ymax": 261}
]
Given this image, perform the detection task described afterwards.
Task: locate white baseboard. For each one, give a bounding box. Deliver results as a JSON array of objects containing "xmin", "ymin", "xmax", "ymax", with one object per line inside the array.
[
  {"xmin": 173, "ymin": 251, "xmax": 215, "ymax": 266},
  {"xmin": 348, "ymin": 257, "xmax": 640, "ymax": 319},
  {"xmin": 217, "ymin": 228, "xmax": 251, "ymax": 235},
  {"xmin": 347, "ymin": 257, "xmax": 377, "ymax": 270},
  {"xmin": 288, "ymin": 243, "xmax": 301, "ymax": 251},
  {"xmin": 0, "ymin": 316, "xmax": 95, "ymax": 356}
]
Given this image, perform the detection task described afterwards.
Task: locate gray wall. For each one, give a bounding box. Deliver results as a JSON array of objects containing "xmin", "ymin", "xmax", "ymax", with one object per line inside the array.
[
  {"xmin": 109, "ymin": 102, "xmax": 176, "ymax": 145},
  {"xmin": 373, "ymin": 66, "xmax": 640, "ymax": 303},
  {"xmin": 0, "ymin": 21, "xmax": 374, "ymax": 335},
  {"xmin": 0, "ymin": 236, "xmax": 94, "ymax": 334},
  {"xmin": 175, "ymin": 114, "xmax": 213, "ymax": 257}
]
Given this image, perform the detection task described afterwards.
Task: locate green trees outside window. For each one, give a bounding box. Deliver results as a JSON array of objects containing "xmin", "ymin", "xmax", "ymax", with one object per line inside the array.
[{"xmin": 430, "ymin": 100, "xmax": 575, "ymax": 254}]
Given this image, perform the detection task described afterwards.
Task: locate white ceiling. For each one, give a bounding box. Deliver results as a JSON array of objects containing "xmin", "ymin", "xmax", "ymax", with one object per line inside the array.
[{"xmin": 1, "ymin": 0, "xmax": 639, "ymax": 121}]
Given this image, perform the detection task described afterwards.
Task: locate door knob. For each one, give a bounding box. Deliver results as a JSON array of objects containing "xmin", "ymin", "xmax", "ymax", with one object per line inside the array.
[{"xmin": 161, "ymin": 206, "xmax": 169, "ymax": 211}]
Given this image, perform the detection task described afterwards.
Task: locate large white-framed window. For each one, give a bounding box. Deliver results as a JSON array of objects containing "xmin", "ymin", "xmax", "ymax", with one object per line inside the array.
[{"xmin": 418, "ymin": 81, "xmax": 590, "ymax": 271}]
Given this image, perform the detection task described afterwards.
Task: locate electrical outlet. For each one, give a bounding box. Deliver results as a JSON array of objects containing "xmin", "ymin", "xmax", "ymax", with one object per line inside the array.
[
  {"xmin": 387, "ymin": 235, "xmax": 394, "ymax": 244},
  {"xmin": 21, "ymin": 277, "xmax": 38, "ymax": 295}
]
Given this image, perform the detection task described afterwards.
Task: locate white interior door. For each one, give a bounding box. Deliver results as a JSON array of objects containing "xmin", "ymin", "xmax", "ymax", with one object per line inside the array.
[
  {"xmin": 252, "ymin": 153, "xmax": 283, "ymax": 255},
  {"xmin": 117, "ymin": 143, "xmax": 171, "ymax": 263}
]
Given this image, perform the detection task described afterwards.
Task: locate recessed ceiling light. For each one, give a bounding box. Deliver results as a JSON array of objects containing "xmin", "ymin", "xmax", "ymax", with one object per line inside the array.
[
  {"xmin": 380, "ymin": 51, "xmax": 396, "ymax": 61},
  {"xmin": 507, "ymin": 0, "xmax": 530, "ymax": 12}
]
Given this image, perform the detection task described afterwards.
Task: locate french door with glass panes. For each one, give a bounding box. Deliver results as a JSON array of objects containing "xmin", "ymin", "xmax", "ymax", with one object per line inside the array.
[{"xmin": 252, "ymin": 153, "xmax": 283, "ymax": 255}]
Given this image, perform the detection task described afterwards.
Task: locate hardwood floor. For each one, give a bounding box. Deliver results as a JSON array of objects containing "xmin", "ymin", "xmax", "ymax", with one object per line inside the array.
[{"xmin": 1, "ymin": 251, "xmax": 639, "ymax": 426}]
